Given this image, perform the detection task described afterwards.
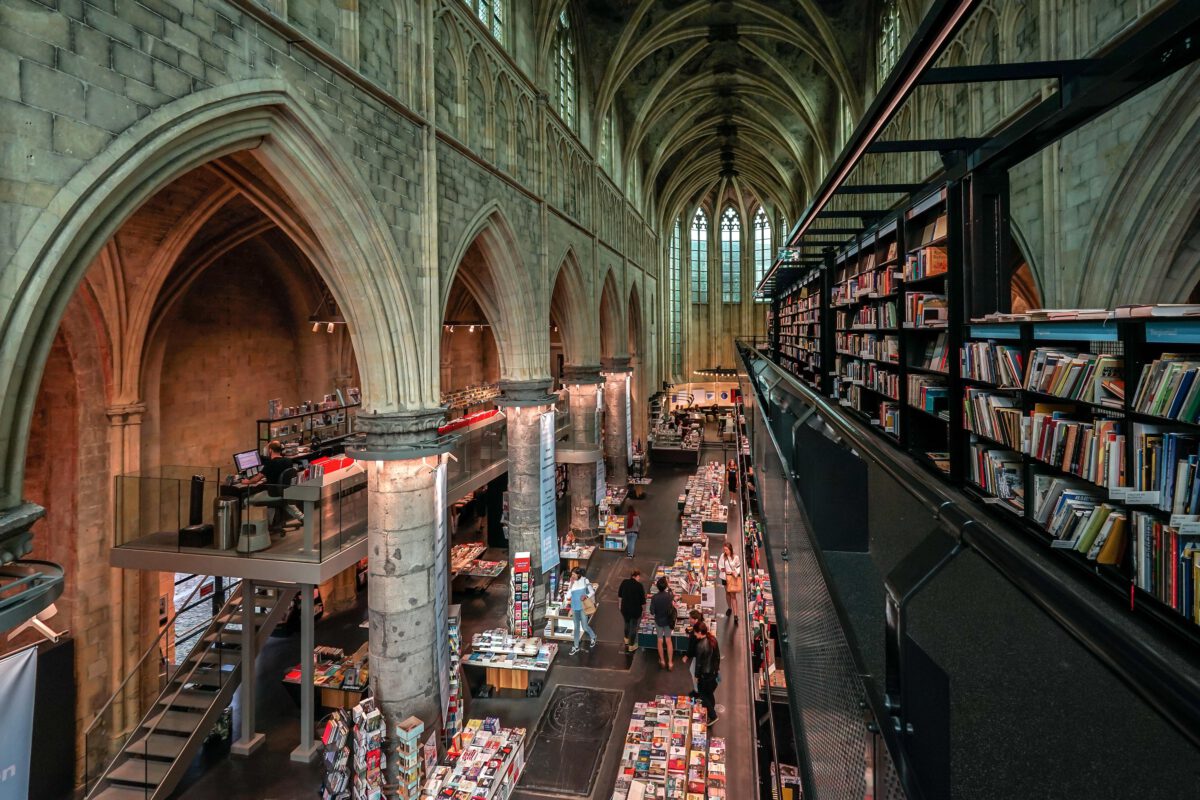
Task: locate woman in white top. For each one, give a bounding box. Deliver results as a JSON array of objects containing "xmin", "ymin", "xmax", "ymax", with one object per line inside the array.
[{"xmin": 717, "ymin": 541, "xmax": 743, "ymax": 625}]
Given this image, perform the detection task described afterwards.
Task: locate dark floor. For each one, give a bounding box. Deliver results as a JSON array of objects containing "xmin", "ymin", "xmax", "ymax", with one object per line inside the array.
[{"xmin": 171, "ymin": 423, "xmax": 755, "ymax": 800}]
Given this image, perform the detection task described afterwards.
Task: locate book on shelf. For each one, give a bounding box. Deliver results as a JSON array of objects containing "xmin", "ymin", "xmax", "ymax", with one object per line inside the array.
[
  {"xmin": 1024, "ymin": 349, "xmax": 1123, "ymax": 406},
  {"xmin": 907, "ymin": 374, "xmax": 948, "ymax": 415},
  {"xmin": 1032, "ymin": 474, "xmax": 1105, "ymax": 542},
  {"xmin": 963, "ymin": 389, "xmax": 1023, "ymax": 449},
  {"xmin": 1132, "ymin": 355, "xmax": 1200, "ymax": 423},
  {"xmin": 961, "ymin": 341, "xmax": 1024, "ymax": 387},
  {"xmin": 1131, "ymin": 512, "xmax": 1200, "ymax": 621},
  {"xmin": 904, "ymin": 292, "xmax": 948, "ymax": 327},
  {"xmin": 904, "ymin": 246, "xmax": 948, "ymax": 281},
  {"xmin": 919, "ymin": 332, "xmax": 950, "ymax": 373},
  {"xmin": 969, "ymin": 443, "xmax": 1025, "ymax": 510},
  {"xmin": 1130, "ymin": 424, "xmax": 1200, "ymax": 513}
]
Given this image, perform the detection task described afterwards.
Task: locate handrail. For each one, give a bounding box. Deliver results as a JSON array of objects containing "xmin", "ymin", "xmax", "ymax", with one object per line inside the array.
[
  {"xmin": 736, "ymin": 339, "xmax": 1200, "ymax": 753},
  {"xmin": 84, "ymin": 574, "xmax": 210, "ymax": 743}
]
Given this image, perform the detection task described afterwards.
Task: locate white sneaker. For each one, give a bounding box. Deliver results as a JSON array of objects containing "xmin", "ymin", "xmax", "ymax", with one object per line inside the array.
[{"xmin": 569, "ymin": 646, "xmax": 581, "ymax": 655}]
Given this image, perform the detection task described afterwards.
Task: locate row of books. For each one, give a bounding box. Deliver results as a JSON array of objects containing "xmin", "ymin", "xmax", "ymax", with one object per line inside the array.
[
  {"xmin": 904, "ymin": 245, "xmax": 949, "ymax": 282},
  {"xmin": 1032, "ymin": 476, "xmax": 1126, "ymax": 561},
  {"xmin": 961, "ymin": 342, "xmax": 1024, "ymax": 387},
  {"xmin": 1024, "ymin": 349, "xmax": 1123, "ymax": 407},
  {"xmin": 968, "ymin": 444, "xmax": 1024, "ymax": 511},
  {"xmin": 1131, "ymin": 512, "xmax": 1200, "ymax": 623},
  {"xmin": 1132, "ymin": 356, "xmax": 1200, "ymax": 423},
  {"xmin": 907, "ymin": 375, "xmax": 948, "ymax": 416},
  {"xmin": 610, "ymin": 695, "xmax": 727, "ymax": 800},
  {"xmin": 904, "ymin": 292, "xmax": 948, "ymax": 328},
  {"xmin": 972, "ymin": 303, "xmax": 1200, "ymax": 323},
  {"xmin": 1129, "ymin": 426, "xmax": 1200, "ymax": 514},
  {"xmin": 835, "ymin": 332, "xmax": 899, "ymax": 363},
  {"xmin": 836, "ymin": 300, "xmax": 898, "ymax": 330},
  {"xmin": 918, "ymin": 332, "xmax": 950, "ymax": 373}
]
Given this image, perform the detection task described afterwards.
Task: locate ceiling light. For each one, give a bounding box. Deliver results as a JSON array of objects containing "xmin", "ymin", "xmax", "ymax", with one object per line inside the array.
[{"xmin": 327, "ymin": 322, "xmax": 335, "ymax": 333}]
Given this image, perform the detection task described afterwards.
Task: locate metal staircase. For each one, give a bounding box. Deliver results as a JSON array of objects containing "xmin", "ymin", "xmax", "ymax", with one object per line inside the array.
[{"xmin": 87, "ymin": 583, "xmax": 298, "ymax": 800}]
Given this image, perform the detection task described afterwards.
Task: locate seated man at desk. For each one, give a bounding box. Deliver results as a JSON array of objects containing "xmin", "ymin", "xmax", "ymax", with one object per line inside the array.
[{"xmin": 241, "ymin": 440, "xmax": 304, "ymax": 533}]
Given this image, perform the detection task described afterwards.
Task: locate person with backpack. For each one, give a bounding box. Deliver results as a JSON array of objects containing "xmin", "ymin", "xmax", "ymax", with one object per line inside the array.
[
  {"xmin": 649, "ymin": 576, "xmax": 677, "ymax": 669},
  {"xmin": 568, "ymin": 566, "xmax": 597, "ymax": 655},
  {"xmin": 617, "ymin": 568, "xmax": 647, "ymax": 652},
  {"xmin": 693, "ymin": 621, "xmax": 721, "ymax": 725}
]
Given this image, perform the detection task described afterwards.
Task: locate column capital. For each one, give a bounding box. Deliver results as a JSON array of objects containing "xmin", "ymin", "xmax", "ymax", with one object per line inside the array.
[
  {"xmin": 106, "ymin": 402, "xmax": 147, "ymax": 424},
  {"xmin": 601, "ymin": 356, "xmax": 632, "ymax": 374},
  {"xmin": 0, "ymin": 502, "xmax": 44, "ymax": 565},
  {"xmin": 350, "ymin": 407, "xmax": 449, "ymax": 460},
  {"xmin": 561, "ymin": 364, "xmax": 603, "ymax": 385},
  {"xmin": 496, "ymin": 378, "xmax": 556, "ymax": 407}
]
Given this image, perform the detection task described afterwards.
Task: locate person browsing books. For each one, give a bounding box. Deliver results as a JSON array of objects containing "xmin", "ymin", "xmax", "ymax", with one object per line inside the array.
[
  {"xmin": 650, "ymin": 577, "xmax": 677, "ymax": 669},
  {"xmin": 692, "ymin": 621, "xmax": 721, "ymax": 726},
  {"xmin": 680, "ymin": 608, "xmax": 704, "ymax": 696},
  {"xmin": 718, "ymin": 541, "xmax": 743, "ymax": 625},
  {"xmin": 624, "ymin": 506, "xmax": 641, "ymax": 558},
  {"xmin": 617, "ymin": 568, "xmax": 647, "ymax": 653}
]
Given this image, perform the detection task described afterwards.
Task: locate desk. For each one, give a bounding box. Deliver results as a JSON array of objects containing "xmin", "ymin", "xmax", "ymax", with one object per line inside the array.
[{"xmin": 246, "ymin": 463, "xmax": 366, "ymax": 556}]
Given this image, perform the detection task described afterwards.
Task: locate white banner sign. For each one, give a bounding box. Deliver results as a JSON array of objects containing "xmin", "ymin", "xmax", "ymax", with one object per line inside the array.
[
  {"xmin": 596, "ymin": 457, "xmax": 606, "ymax": 505},
  {"xmin": 625, "ymin": 374, "xmax": 633, "ymax": 467},
  {"xmin": 539, "ymin": 411, "xmax": 560, "ymax": 574},
  {"xmin": 0, "ymin": 646, "xmax": 37, "ymax": 799},
  {"xmin": 434, "ymin": 461, "xmax": 449, "ymax": 718}
]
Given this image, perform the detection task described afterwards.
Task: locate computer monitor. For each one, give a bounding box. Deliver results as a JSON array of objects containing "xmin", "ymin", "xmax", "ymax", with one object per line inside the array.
[{"xmin": 234, "ymin": 449, "xmax": 262, "ymax": 474}]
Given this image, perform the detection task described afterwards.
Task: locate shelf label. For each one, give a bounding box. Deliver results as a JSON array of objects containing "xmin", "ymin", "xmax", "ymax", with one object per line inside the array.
[
  {"xmin": 981, "ymin": 497, "xmax": 1003, "ymax": 505},
  {"xmin": 1032, "ymin": 322, "xmax": 1118, "ymax": 341},
  {"xmin": 1179, "ymin": 521, "xmax": 1200, "ymax": 536},
  {"xmin": 1146, "ymin": 321, "xmax": 1200, "ymax": 344},
  {"xmin": 968, "ymin": 324, "xmax": 1021, "ymax": 340},
  {"xmin": 1108, "ymin": 486, "xmax": 1129, "ymax": 500},
  {"xmin": 1125, "ymin": 490, "xmax": 1161, "ymax": 505},
  {"xmin": 1170, "ymin": 514, "xmax": 1200, "ymax": 527}
]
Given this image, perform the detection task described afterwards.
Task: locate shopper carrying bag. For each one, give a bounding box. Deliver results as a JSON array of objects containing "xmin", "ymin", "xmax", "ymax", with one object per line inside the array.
[
  {"xmin": 693, "ymin": 621, "xmax": 722, "ymax": 726},
  {"xmin": 718, "ymin": 541, "xmax": 743, "ymax": 625},
  {"xmin": 624, "ymin": 506, "xmax": 641, "ymax": 558},
  {"xmin": 618, "ymin": 568, "xmax": 648, "ymax": 652},
  {"xmin": 569, "ymin": 567, "xmax": 597, "ymax": 655}
]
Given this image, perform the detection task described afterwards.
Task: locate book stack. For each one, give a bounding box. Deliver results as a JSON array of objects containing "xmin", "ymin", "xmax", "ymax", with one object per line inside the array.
[
  {"xmin": 1132, "ymin": 355, "xmax": 1200, "ymax": 423},
  {"xmin": 509, "ymin": 551, "xmax": 532, "ymax": 636},
  {"xmin": 321, "ymin": 709, "xmax": 352, "ymax": 800},
  {"xmin": 444, "ymin": 605, "xmax": 465, "ymax": 749},
  {"xmin": 420, "ymin": 719, "xmax": 526, "ymax": 800},
  {"xmin": 609, "ymin": 695, "xmax": 726, "ymax": 800},
  {"xmin": 351, "ymin": 699, "xmax": 385, "ymax": 800},
  {"xmin": 1025, "ymin": 349, "xmax": 1123, "ymax": 406},
  {"xmin": 961, "ymin": 341, "xmax": 1024, "ymax": 387},
  {"xmin": 394, "ymin": 716, "xmax": 425, "ymax": 800},
  {"xmin": 463, "ymin": 629, "xmax": 557, "ymax": 671}
]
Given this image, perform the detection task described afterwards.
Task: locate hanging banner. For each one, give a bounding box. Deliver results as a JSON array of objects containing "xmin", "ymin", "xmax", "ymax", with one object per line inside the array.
[
  {"xmin": 434, "ymin": 461, "xmax": 450, "ymax": 718},
  {"xmin": 625, "ymin": 375, "xmax": 634, "ymax": 467},
  {"xmin": 0, "ymin": 646, "xmax": 36, "ymax": 798},
  {"xmin": 596, "ymin": 457, "xmax": 606, "ymax": 505},
  {"xmin": 539, "ymin": 411, "xmax": 560, "ymax": 574}
]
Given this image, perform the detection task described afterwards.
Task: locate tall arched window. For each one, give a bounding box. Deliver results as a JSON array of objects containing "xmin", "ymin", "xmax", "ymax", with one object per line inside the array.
[
  {"xmin": 720, "ymin": 207, "xmax": 741, "ymax": 304},
  {"xmin": 691, "ymin": 209, "xmax": 709, "ymax": 304},
  {"xmin": 464, "ymin": 0, "xmax": 504, "ymax": 43},
  {"xmin": 554, "ymin": 10, "xmax": 577, "ymax": 130},
  {"xmin": 753, "ymin": 207, "xmax": 771, "ymax": 303},
  {"xmin": 670, "ymin": 219, "xmax": 683, "ymax": 374},
  {"xmin": 878, "ymin": 0, "xmax": 900, "ymax": 86},
  {"xmin": 600, "ymin": 112, "xmax": 613, "ymax": 174}
]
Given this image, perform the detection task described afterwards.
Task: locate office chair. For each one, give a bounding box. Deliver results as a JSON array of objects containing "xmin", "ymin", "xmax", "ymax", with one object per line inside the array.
[{"xmin": 241, "ymin": 466, "xmax": 299, "ymax": 552}]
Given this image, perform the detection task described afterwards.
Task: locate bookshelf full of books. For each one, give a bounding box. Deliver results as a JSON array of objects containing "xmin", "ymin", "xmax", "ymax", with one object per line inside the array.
[
  {"xmin": 775, "ymin": 266, "xmax": 824, "ymax": 390},
  {"xmin": 830, "ymin": 225, "xmax": 905, "ymax": 439}
]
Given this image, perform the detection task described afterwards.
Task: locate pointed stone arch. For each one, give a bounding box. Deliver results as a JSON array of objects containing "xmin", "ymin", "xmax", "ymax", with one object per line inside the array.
[
  {"xmin": 599, "ymin": 267, "xmax": 626, "ymax": 362},
  {"xmin": 549, "ymin": 246, "xmax": 596, "ymax": 366},
  {"xmin": 441, "ymin": 203, "xmax": 544, "ymax": 381},
  {"xmin": 628, "ymin": 282, "xmax": 644, "ymax": 359},
  {"xmin": 0, "ymin": 80, "xmax": 430, "ymax": 509}
]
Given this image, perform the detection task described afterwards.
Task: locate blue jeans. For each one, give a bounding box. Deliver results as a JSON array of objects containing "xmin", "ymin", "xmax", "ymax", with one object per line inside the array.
[
  {"xmin": 626, "ymin": 532, "xmax": 637, "ymax": 556},
  {"xmin": 572, "ymin": 608, "xmax": 595, "ymax": 648}
]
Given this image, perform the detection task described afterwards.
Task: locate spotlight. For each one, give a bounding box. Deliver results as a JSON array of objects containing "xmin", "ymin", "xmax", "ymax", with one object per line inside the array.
[
  {"xmin": 312, "ymin": 323, "xmax": 321, "ymax": 333},
  {"xmin": 448, "ymin": 325, "xmax": 455, "ymax": 333},
  {"xmin": 469, "ymin": 325, "xmax": 475, "ymax": 333},
  {"xmin": 327, "ymin": 322, "xmax": 335, "ymax": 333}
]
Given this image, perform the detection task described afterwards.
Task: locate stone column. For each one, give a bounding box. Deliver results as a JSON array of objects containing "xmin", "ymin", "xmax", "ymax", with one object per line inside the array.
[
  {"xmin": 354, "ymin": 408, "xmax": 447, "ymax": 775},
  {"xmin": 603, "ymin": 359, "xmax": 632, "ymax": 486},
  {"xmin": 562, "ymin": 365, "xmax": 603, "ymax": 535},
  {"xmin": 498, "ymin": 378, "xmax": 556, "ymax": 628}
]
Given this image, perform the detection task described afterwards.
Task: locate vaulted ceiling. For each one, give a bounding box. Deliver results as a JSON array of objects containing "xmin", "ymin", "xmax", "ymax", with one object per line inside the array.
[{"xmin": 575, "ymin": 0, "xmax": 875, "ymax": 227}]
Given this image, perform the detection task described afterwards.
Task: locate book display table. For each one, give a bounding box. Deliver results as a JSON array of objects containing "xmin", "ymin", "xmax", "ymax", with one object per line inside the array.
[
  {"xmin": 421, "ymin": 718, "xmax": 526, "ymax": 800},
  {"xmin": 628, "ymin": 477, "xmax": 653, "ymax": 498},
  {"xmin": 559, "ymin": 543, "xmax": 596, "ymax": 571},
  {"xmin": 601, "ymin": 514, "xmax": 628, "ymax": 551},
  {"xmin": 679, "ymin": 462, "xmax": 729, "ymax": 534},
  {"xmin": 449, "ymin": 542, "xmax": 487, "ymax": 576},
  {"xmin": 636, "ymin": 549, "xmax": 718, "ymax": 651},
  {"xmin": 610, "ymin": 695, "xmax": 727, "ymax": 800},
  {"xmin": 284, "ymin": 643, "xmax": 368, "ymax": 710},
  {"xmin": 462, "ymin": 630, "xmax": 556, "ymax": 696}
]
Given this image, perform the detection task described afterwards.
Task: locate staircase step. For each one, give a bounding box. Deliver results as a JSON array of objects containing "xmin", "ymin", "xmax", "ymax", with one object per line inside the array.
[
  {"xmin": 158, "ymin": 688, "xmax": 219, "ymax": 710},
  {"xmin": 143, "ymin": 709, "xmax": 205, "ymax": 735},
  {"xmin": 125, "ymin": 733, "xmax": 188, "ymax": 760},
  {"xmin": 193, "ymin": 650, "xmax": 239, "ymax": 666},
  {"xmin": 107, "ymin": 758, "xmax": 170, "ymax": 786},
  {"xmin": 176, "ymin": 668, "xmax": 226, "ymax": 688},
  {"xmin": 201, "ymin": 631, "xmax": 241, "ymax": 646},
  {"xmin": 92, "ymin": 785, "xmax": 158, "ymax": 800}
]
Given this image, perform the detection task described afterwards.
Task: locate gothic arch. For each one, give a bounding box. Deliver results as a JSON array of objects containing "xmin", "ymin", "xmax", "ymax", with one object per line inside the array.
[
  {"xmin": 1080, "ymin": 73, "xmax": 1200, "ymax": 306},
  {"xmin": 441, "ymin": 203, "xmax": 545, "ymax": 381},
  {"xmin": 599, "ymin": 267, "xmax": 626, "ymax": 362},
  {"xmin": 0, "ymin": 80, "xmax": 429, "ymax": 509},
  {"xmin": 549, "ymin": 246, "xmax": 597, "ymax": 366}
]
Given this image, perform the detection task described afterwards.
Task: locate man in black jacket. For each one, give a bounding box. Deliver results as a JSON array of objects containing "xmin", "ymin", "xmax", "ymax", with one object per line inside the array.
[{"xmin": 617, "ymin": 569, "xmax": 647, "ymax": 653}]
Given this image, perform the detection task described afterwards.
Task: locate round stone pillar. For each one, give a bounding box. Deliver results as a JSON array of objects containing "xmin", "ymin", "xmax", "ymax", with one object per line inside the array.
[
  {"xmin": 353, "ymin": 408, "xmax": 447, "ymax": 774},
  {"xmin": 602, "ymin": 359, "xmax": 633, "ymax": 486},
  {"xmin": 562, "ymin": 364, "xmax": 604, "ymax": 535}
]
